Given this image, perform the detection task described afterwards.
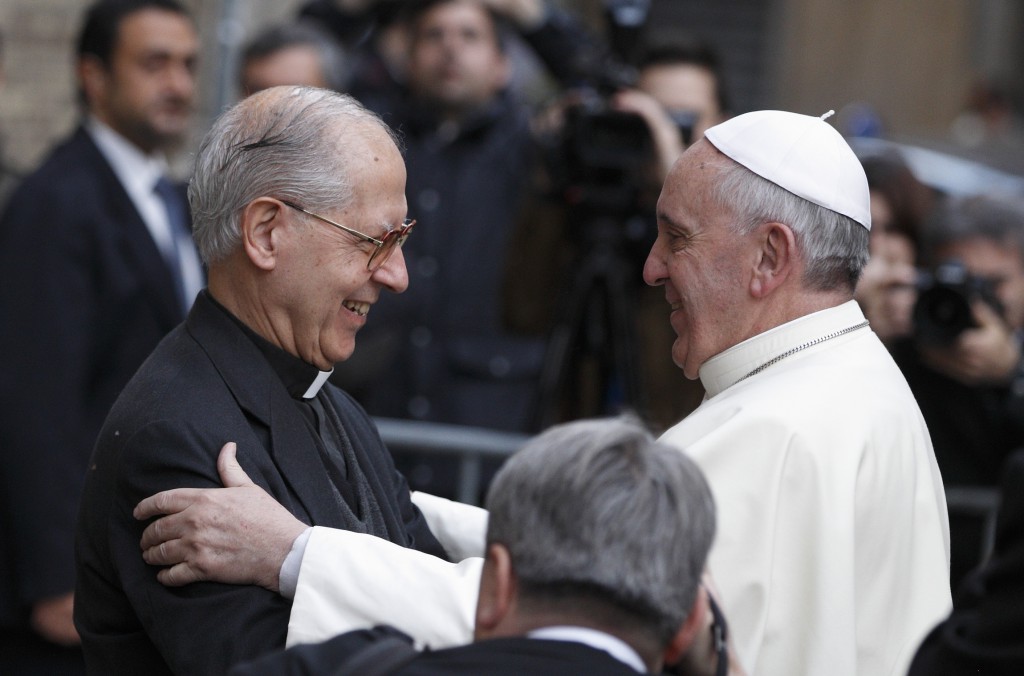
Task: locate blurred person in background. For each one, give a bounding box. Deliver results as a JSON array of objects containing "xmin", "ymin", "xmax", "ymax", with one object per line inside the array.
[
  {"xmin": 908, "ymin": 449, "xmax": 1024, "ymax": 676},
  {"xmin": 614, "ymin": 41, "xmax": 730, "ymax": 185},
  {"xmin": 888, "ymin": 192, "xmax": 1024, "ymax": 587},
  {"xmin": 0, "ymin": 1, "xmax": 200, "ymax": 672},
  {"xmin": 239, "ymin": 20, "xmax": 350, "ymax": 97},
  {"xmin": 351, "ymin": 0, "xmax": 596, "ymax": 435},
  {"xmin": 0, "ymin": 28, "xmax": 22, "ymax": 211},
  {"xmin": 854, "ymin": 151, "xmax": 938, "ymax": 344},
  {"xmin": 297, "ymin": 0, "xmax": 412, "ymax": 116}
]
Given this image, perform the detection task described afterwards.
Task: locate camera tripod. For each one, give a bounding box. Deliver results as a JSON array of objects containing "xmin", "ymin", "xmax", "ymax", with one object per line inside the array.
[{"xmin": 533, "ymin": 213, "xmax": 646, "ymax": 430}]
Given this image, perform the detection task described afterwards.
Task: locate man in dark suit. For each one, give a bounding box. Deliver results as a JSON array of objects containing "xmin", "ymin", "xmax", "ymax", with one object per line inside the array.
[
  {"xmin": 74, "ymin": 85, "xmax": 446, "ymax": 675},
  {"xmin": 228, "ymin": 416, "xmax": 726, "ymax": 675},
  {"xmin": 908, "ymin": 449, "xmax": 1024, "ymax": 675},
  {"xmin": 0, "ymin": 1, "xmax": 200, "ymax": 672}
]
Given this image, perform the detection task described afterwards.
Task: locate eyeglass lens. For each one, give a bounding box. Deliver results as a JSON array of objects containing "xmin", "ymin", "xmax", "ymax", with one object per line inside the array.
[{"xmin": 367, "ymin": 223, "xmax": 414, "ymax": 271}]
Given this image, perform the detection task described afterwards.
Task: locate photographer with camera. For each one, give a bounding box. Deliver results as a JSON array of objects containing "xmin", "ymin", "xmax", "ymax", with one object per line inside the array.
[
  {"xmin": 854, "ymin": 151, "xmax": 937, "ymax": 344},
  {"xmin": 530, "ymin": 38, "xmax": 731, "ymax": 431},
  {"xmin": 889, "ymin": 192, "xmax": 1024, "ymax": 585},
  {"xmin": 612, "ymin": 42, "xmax": 729, "ymax": 184}
]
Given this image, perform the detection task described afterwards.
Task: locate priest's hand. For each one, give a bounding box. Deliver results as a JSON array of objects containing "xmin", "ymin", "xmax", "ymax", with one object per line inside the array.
[{"xmin": 134, "ymin": 442, "xmax": 306, "ymax": 593}]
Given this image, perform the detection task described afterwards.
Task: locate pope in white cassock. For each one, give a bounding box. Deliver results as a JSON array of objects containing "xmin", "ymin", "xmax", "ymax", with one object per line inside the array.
[{"xmin": 135, "ymin": 110, "xmax": 952, "ymax": 676}]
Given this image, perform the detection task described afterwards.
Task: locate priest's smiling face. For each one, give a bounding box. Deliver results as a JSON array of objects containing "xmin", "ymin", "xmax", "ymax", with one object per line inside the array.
[
  {"xmin": 271, "ymin": 123, "xmax": 411, "ymax": 370},
  {"xmin": 644, "ymin": 140, "xmax": 762, "ymax": 379}
]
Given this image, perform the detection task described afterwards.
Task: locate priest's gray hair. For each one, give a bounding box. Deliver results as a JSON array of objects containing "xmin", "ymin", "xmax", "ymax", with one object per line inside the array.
[
  {"xmin": 485, "ymin": 415, "xmax": 716, "ymax": 643},
  {"xmin": 712, "ymin": 154, "xmax": 870, "ymax": 292},
  {"xmin": 189, "ymin": 86, "xmax": 399, "ymax": 264}
]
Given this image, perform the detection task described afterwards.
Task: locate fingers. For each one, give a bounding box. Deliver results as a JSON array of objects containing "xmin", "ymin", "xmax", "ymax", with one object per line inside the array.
[
  {"xmin": 156, "ymin": 562, "xmax": 206, "ymax": 587},
  {"xmin": 970, "ymin": 299, "xmax": 1005, "ymax": 328},
  {"xmin": 143, "ymin": 539, "xmax": 211, "ymax": 587},
  {"xmin": 140, "ymin": 512, "xmax": 185, "ymax": 551},
  {"xmin": 134, "ymin": 488, "xmax": 203, "ymax": 520},
  {"xmin": 217, "ymin": 442, "xmax": 255, "ymax": 488},
  {"xmin": 142, "ymin": 537, "xmax": 187, "ymax": 567}
]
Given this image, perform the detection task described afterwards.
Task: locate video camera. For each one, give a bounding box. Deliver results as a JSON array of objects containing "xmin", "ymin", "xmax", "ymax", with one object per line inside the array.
[
  {"xmin": 555, "ymin": 0, "xmax": 656, "ymax": 218},
  {"xmin": 913, "ymin": 259, "xmax": 1005, "ymax": 345}
]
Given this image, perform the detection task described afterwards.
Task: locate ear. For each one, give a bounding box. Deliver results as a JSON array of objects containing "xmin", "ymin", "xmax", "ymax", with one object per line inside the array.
[
  {"xmin": 240, "ymin": 198, "xmax": 288, "ymax": 271},
  {"xmin": 473, "ymin": 543, "xmax": 515, "ymax": 639},
  {"xmin": 77, "ymin": 55, "xmax": 109, "ymax": 108},
  {"xmin": 662, "ymin": 589, "xmax": 709, "ymax": 666},
  {"xmin": 750, "ymin": 221, "xmax": 796, "ymax": 299}
]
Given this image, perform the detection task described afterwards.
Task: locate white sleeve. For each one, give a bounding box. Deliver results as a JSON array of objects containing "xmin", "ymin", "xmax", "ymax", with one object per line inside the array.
[
  {"xmin": 411, "ymin": 491, "xmax": 488, "ymax": 560},
  {"xmin": 286, "ymin": 526, "xmax": 482, "ymax": 650}
]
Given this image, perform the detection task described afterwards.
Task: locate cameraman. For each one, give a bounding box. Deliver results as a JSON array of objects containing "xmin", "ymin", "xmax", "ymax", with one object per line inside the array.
[
  {"xmin": 890, "ymin": 193, "xmax": 1024, "ymax": 584},
  {"xmin": 612, "ymin": 42, "xmax": 729, "ymax": 184}
]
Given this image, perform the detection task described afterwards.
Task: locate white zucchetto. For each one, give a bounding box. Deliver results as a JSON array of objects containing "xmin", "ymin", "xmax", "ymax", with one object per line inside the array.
[{"xmin": 704, "ymin": 110, "xmax": 872, "ymax": 230}]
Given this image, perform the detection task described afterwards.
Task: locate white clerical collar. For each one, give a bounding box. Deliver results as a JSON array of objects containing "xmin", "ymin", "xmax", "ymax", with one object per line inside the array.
[
  {"xmin": 301, "ymin": 370, "xmax": 334, "ymax": 399},
  {"xmin": 699, "ymin": 300, "xmax": 869, "ymax": 398},
  {"xmin": 528, "ymin": 626, "xmax": 646, "ymax": 672},
  {"xmin": 85, "ymin": 115, "xmax": 168, "ymax": 197}
]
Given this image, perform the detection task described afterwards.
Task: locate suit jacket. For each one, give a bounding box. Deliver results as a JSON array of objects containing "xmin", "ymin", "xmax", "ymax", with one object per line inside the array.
[
  {"xmin": 230, "ymin": 625, "xmax": 644, "ymax": 676},
  {"xmin": 908, "ymin": 450, "xmax": 1024, "ymax": 675},
  {"xmin": 74, "ymin": 293, "xmax": 446, "ymax": 675},
  {"xmin": 0, "ymin": 126, "xmax": 187, "ymax": 631}
]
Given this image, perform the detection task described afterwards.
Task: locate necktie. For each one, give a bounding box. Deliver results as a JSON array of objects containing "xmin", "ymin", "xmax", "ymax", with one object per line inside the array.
[{"xmin": 153, "ymin": 176, "xmax": 192, "ymax": 314}]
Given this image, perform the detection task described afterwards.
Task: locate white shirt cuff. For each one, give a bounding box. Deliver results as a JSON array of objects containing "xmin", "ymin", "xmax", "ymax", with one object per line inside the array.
[{"xmin": 279, "ymin": 527, "xmax": 313, "ymax": 599}]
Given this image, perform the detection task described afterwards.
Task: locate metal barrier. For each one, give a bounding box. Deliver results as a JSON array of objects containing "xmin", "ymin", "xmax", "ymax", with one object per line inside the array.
[
  {"xmin": 374, "ymin": 417, "xmax": 531, "ymax": 506},
  {"xmin": 945, "ymin": 485, "xmax": 1001, "ymax": 566},
  {"xmin": 375, "ymin": 418, "xmax": 1006, "ymax": 570}
]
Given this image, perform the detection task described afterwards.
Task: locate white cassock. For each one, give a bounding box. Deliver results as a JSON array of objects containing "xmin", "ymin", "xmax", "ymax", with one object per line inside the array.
[
  {"xmin": 287, "ymin": 301, "xmax": 951, "ymax": 676},
  {"xmin": 661, "ymin": 300, "xmax": 951, "ymax": 676}
]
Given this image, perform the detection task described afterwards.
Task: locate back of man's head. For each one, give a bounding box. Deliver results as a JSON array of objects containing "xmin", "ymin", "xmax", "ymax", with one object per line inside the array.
[{"xmin": 481, "ymin": 415, "xmax": 716, "ymax": 665}]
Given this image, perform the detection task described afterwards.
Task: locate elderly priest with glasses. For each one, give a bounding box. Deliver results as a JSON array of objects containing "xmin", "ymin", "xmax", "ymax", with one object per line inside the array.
[{"xmin": 73, "ymin": 86, "xmax": 435, "ymax": 676}]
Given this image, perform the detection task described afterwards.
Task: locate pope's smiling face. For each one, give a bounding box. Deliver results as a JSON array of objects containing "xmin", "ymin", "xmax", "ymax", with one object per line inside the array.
[{"xmin": 642, "ymin": 141, "xmax": 761, "ymax": 379}]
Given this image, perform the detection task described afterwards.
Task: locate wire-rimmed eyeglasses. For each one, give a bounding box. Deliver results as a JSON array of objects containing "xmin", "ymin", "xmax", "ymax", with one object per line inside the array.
[{"xmin": 281, "ymin": 199, "xmax": 415, "ymax": 271}]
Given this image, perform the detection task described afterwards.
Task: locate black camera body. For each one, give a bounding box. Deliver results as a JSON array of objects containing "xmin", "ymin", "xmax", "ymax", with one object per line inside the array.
[
  {"xmin": 913, "ymin": 259, "xmax": 1004, "ymax": 345},
  {"xmin": 559, "ymin": 98, "xmax": 652, "ymax": 216},
  {"xmin": 553, "ymin": 0, "xmax": 656, "ymax": 218}
]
